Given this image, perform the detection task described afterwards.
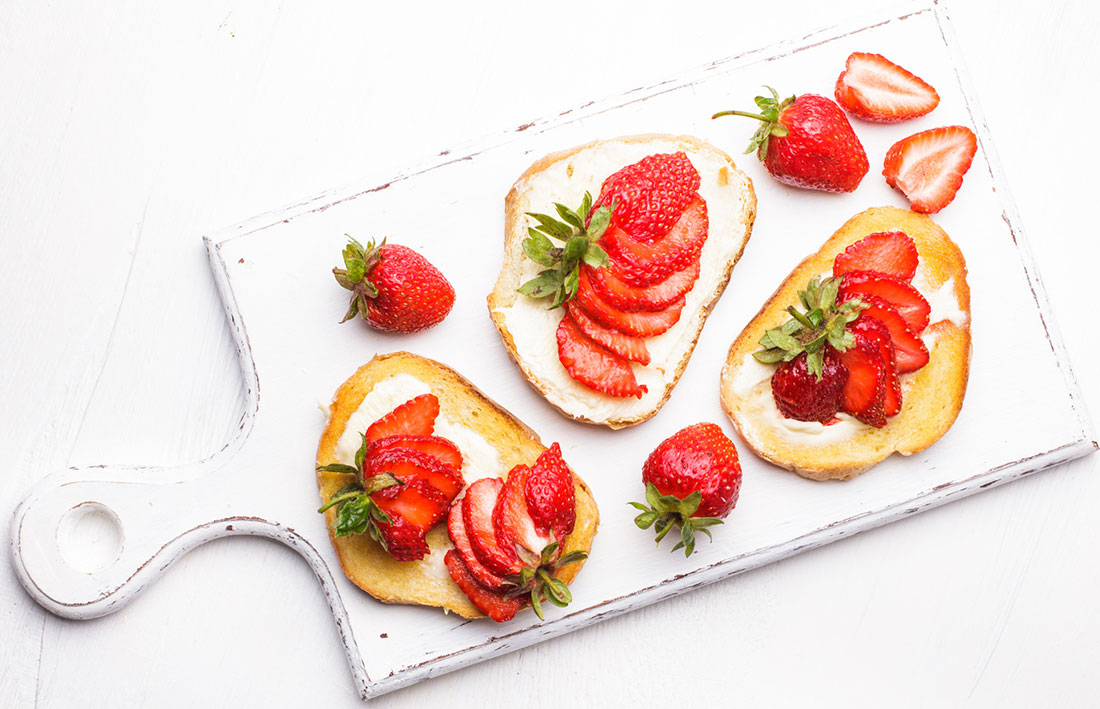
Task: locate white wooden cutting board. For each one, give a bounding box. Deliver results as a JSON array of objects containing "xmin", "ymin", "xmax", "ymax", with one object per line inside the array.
[{"xmin": 11, "ymin": 3, "xmax": 1095, "ymax": 700}]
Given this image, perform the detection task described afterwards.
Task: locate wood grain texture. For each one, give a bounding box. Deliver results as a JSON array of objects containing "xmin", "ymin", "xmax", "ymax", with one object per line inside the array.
[{"xmin": 2, "ymin": 0, "xmax": 1098, "ymax": 707}]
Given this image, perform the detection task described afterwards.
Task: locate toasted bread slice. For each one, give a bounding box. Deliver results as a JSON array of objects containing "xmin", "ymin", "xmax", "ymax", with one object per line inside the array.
[
  {"xmin": 316, "ymin": 351, "xmax": 599, "ymax": 617},
  {"xmin": 489, "ymin": 134, "xmax": 756, "ymax": 429},
  {"xmin": 720, "ymin": 207, "xmax": 971, "ymax": 481}
]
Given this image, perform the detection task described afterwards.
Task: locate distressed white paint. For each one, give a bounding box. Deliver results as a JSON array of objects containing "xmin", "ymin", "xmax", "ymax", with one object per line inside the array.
[{"xmin": 3, "ymin": 0, "xmax": 1099, "ymax": 706}]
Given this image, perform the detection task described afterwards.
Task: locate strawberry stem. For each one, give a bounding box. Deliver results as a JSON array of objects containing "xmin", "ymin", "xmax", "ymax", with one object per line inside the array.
[{"xmin": 711, "ymin": 109, "xmax": 770, "ymax": 121}]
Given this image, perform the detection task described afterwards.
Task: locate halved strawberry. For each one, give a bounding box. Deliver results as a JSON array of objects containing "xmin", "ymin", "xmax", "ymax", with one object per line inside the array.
[
  {"xmin": 850, "ymin": 317, "xmax": 902, "ymax": 417},
  {"xmin": 600, "ymin": 196, "xmax": 709, "ymax": 286},
  {"xmin": 883, "ymin": 126, "xmax": 978, "ymax": 214},
  {"xmin": 365, "ymin": 393, "xmax": 439, "ymax": 442},
  {"xmin": 556, "ymin": 312, "xmax": 648, "ymax": 399},
  {"xmin": 494, "ymin": 463, "xmax": 552, "ymax": 564},
  {"xmin": 587, "ymin": 259, "xmax": 700, "ymax": 312},
  {"xmin": 364, "ymin": 448, "xmax": 464, "ymax": 501},
  {"xmin": 365, "ymin": 434, "xmax": 463, "ymax": 472},
  {"xmin": 833, "ymin": 231, "xmax": 919, "ymax": 282},
  {"xmin": 836, "ymin": 336, "xmax": 888, "ymax": 427},
  {"xmin": 372, "ymin": 475, "xmax": 450, "ymax": 530},
  {"xmin": 447, "ymin": 500, "xmax": 508, "ymax": 590},
  {"xmin": 444, "ymin": 549, "xmax": 523, "ymax": 623},
  {"xmin": 523, "ymin": 443, "xmax": 576, "ymax": 541},
  {"xmin": 853, "ymin": 295, "xmax": 929, "ymax": 373},
  {"xmin": 463, "ymin": 477, "xmax": 523, "ymax": 577},
  {"xmin": 839, "ymin": 270, "xmax": 930, "ymax": 333},
  {"xmin": 574, "ymin": 267, "xmax": 684, "ymax": 338},
  {"xmin": 834, "ymin": 52, "xmax": 940, "ymax": 123},
  {"xmin": 564, "ymin": 300, "xmax": 650, "ymax": 365},
  {"xmin": 591, "ymin": 152, "xmax": 701, "ymax": 243}
]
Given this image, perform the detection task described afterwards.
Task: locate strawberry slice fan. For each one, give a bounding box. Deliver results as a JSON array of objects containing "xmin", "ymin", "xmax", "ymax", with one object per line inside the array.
[{"xmin": 519, "ymin": 152, "xmax": 708, "ymax": 399}]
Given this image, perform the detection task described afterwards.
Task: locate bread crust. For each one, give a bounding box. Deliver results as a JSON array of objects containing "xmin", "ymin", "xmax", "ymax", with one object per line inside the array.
[
  {"xmin": 488, "ymin": 134, "xmax": 756, "ymax": 429},
  {"xmin": 720, "ymin": 207, "xmax": 971, "ymax": 481},
  {"xmin": 316, "ymin": 351, "xmax": 599, "ymax": 617}
]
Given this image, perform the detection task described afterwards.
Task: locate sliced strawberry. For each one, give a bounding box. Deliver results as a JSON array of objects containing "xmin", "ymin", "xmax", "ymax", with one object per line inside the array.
[
  {"xmin": 833, "ymin": 231, "xmax": 918, "ymax": 282},
  {"xmin": 444, "ymin": 549, "xmax": 523, "ymax": 622},
  {"xmin": 839, "ymin": 270, "xmax": 930, "ymax": 333},
  {"xmin": 852, "ymin": 295, "xmax": 929, "ymax": 373},
  {"xmin": 883, "ymin": 126, "xmax": 978, "ymax": 214},
  {"xmin": 365, "ymin": 393, "xmax": 439, "ymax": 442},
  {"xmin": 447, "ymin": 500, "xmax": 508, "ymax": 590},
  {"xmin": 556, "ymin": 312, "xmax": 648, "ymax": 399},
  {"xmin": 600, "ymin": 195, "xmax": 709, "ymax": 286},
  {"xmin": 836, "ymin": 336, "xmax": 888, "ymax": 428},
  {"xmin": 372, "ymin": 475, "xmax": 449, "ymax": 530},
  {"xmin": 850, "ymin": 317, "xmax": 902, "ymax": 417},
  {"xmin": 364, "ymin": 448, "xmax": 464, "ymax": 501},
  {"xmin": 375, "ymin": 516, "xmax": 431, "ymax": 562},
  {"xmin": 463, "ymin": 477, "xmax": 523, "ymax": 577},
  {"xmin": 494, "ymin": 463, "xmax": 552, "ymax": 563},
  {"xmin": 834, "ymin": 52, "xmax": 940, "ymax": 123},
  {"xmin": 574, "ymin": 267, "xmax": 684, "ymax": 338},
  {"xmin": 564, "ymin": 300, "xmax": 650, "ymax": 365},
  {"xmin": 587, "ymin": 258, "xmax": 700, "ymax": 312},
  {"xmin": 365, "ymin": 434, "xmax": 463, "ymax": 472},
  {"xmin": 591, "ymin": 151, "xmax": 701, "ymax": 243},
  {"xmin": 523, "ymin": 443, "xmax": 576, "ymax": 541}
]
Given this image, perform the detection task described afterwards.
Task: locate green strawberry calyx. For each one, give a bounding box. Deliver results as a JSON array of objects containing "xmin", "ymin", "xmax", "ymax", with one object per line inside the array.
[
  {"xmin": 332, "ymin": 236, "xmax": 384, "ymax": 323},
  {"xmin": 502, "ymin": 540, "xmax": 588, "ymax": 620},
  {"xmin": 629, "ymin": 482, "xmax": 724, "ymax": 558},
  {"xmin": 517, "ymin": 191, "xmax": 613, "ymax": 309},
  {"xmin": 712, "ymin": 85, "xmax": 795, "ymax": 161},
  {"xmin": 316, "ymin": 433, "xmax": 403, "ymax": 543},
  {"xmin": 752, "ymin": 274, "xmax": 867, "ymax": 379}
]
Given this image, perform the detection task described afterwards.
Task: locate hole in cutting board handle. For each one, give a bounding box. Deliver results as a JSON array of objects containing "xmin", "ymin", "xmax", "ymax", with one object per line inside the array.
[{"xmin": 56, "ymin": 502, "xmax": 124, "ymax": 574}]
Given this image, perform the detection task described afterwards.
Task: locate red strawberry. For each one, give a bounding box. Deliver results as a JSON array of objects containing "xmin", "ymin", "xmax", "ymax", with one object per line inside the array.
[
  {"xmin": 447, "ymin": 500, "xmax": 508, "ymax": 590},
  {"xmin": 564, "ymin": 300, "xmax": 650, "ymax": 365},
  {"xmin": 373, "ymin": 476, "xmax": 449, "ymax": 531},
  {"xmin": 363, "ymin": 448, "xmax": 464, "ymax": 501},
  {"xmin": 333, "ymin": 238, "xmax": 454, "ymax": 333},
  {"xmin": 365, "ymin": 434, "xmax": 463, "ymax": 473},
  {"xmin": 770, "ymin": 348, "xmax": 848, "ymax": 423},
  {"xmin": 833, "ymin": 231, "xmax": 918, "ymax": 282},
  {"xmin": 556, "ymin": 311, "xmax": 648, "ymax": 399},
  {"xmin": 599, "ymin": 196, "xmax": 709, "ymax": 286},
  {"xmin": 834, "ymin": 52, "xmax": 940, "ymax": 123},
  {"xmin": 574, "ymin": 267, "xmax": 685, "ymax": 338},
  {"xmin": 463, "ymin": 476, "xmax": 523, "ymax": 577},
  {"xmin": 591, "ymin": 152, "xmax": 702, "ymax": 243},
  {"xmin": 714, "ymin": 89, "xmax": 868, "ymax": 192},
  {"xmin": 365, "ymin": 393, "xmax": 439, "ymax": 442},
  {"xmin": 444, "ymin": 549, "xmax": 523, "ymax": 623},
  {"xmin": 588, "ymin": 257, "xmax": 700, "ymax": 312},
  {"xmin": 839, "ymin": 270, "xmax": 930, "ymax": 333},
  {"xmin": 853, "ymin": 295, "xmax": 929, "ymax": 373},
  {"xmin": 494, "ymin": 463, "xmax": 550, "ymax": 563},
  {"xmin": 631, "ymin": 423, "xmax": 741, "ymax": 556},
  {"xmin": 851, "ymin": 317, "xmax": 902, "ymax": 417},
  {"xmin": 523, "ymin": 443, "xmax": 577, "ymax": 540},
  {"xmin": 376, "ymin": 516, "xmax": 433, "ymax": 562},
  {"xmin": 883, "ymin": 126, "xmax": 978, "ymax": 214},
  {"xmin": 836, "ymin": 335, "xmax": 888, "ymax": 428}
]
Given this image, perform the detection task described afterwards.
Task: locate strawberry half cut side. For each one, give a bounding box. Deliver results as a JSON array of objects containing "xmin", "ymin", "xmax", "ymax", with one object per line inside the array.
[
  {"xmin": 588, "ymin": 257, "xmax": 701, "ymax": 313},
  {"xmin": 574, "ymin": 267, "xmax": 685, "ymax": 339},
  {"xmin": 365, "ymin": 393, "xmax": 440, "ymax": 442},
  {"xmin": 600, "ymin": 195, "xmax": 709, "ymax": 286},
  {"xmin": 448, "ymin": 500, "xmax": 509, "ymax": 590},
  {"xmin": 839, "ymin": 270, "xmax": 930, "ymax": 333},
  {"xmin": 852, "ymin": 295, "xmax": 929, "ymax": 373},
  {"xmin": 834, "ymin": 52, "xmax": 940, "ymax": 123},
  {"xmin": 444, "ymin": 549, "xmax": 524, "ymax": 623},
  {"xmin": 833, "ymin": 231, "xmax": 919, "ymax": 282},
  {"xmin": 883, "ymin": 125, "xmax": 978, "ymax": 214},
  {"xmin": 556, "ymin": 312, "xmax": 648, "ymax": 399},
  {"xmin": 564, "ymin": 300, "xmax": 650, "ymax": 365},
  {"xmin": 836, "ymin": 335, "xmax": 888, "ymax": 427},
  {"xmin": 463, "ymin": 476, "xmax": 524, "ymax": 577}
]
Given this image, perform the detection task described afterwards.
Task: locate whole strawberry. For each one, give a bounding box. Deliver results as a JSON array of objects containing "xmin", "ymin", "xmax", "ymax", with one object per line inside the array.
[
  {"xmin": 630, "ymin": 423, "xmax": 742, "ymax": 556},
  {"xmin": 713, "ymin": 87, "xmax": 869, "ymax": 192},
  {"xmin": 332, "ymin": 237, "xmax": 454, "ymax": 333}
]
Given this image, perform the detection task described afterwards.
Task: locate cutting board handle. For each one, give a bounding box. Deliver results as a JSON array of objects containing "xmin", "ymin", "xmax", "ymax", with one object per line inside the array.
[{"xmin": 9, "ymin": 456, "xmax": 307, "ymax": 619}]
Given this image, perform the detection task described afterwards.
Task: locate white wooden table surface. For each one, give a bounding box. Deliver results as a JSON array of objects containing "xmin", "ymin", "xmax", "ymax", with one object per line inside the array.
[{"xmin": 2, "ymin": 1, "xmax": 1096, "ymax": 706}]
